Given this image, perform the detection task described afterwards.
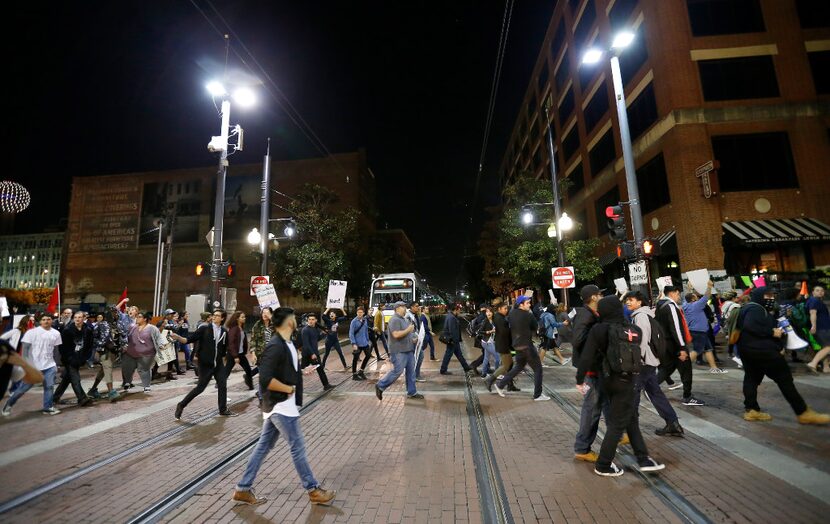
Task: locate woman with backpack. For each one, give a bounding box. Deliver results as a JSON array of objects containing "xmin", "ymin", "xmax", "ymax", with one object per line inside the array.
[{"xmin": 539, "ymin": 304, "xmax": 570, "ymax": 366}]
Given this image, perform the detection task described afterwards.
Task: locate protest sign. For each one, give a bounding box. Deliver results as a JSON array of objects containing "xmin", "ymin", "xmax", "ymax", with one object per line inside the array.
[
  {"xmin": 686, "ymin": 269, "xmax": 710, "ymax": 294},
  {"xmin": 655, "ymin": 276, "xmax": 673, "ymax": 292},
  {"xmin": 613, "ymin": 278, "xmax": 629, "ymax": 295},
  {"xmin": 255, "ymin": 284, "xmax": 280, "ymax": 310},
  {"xmin": 326, "ymin": 280, "xmax": 348, "ymax": 309}
]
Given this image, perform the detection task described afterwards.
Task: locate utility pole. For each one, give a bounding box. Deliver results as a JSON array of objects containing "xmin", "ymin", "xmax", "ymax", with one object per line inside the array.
[
  {"xmin": 152, "ymin": 218, "xmax": 164, "ymax": 315},
  {"xmin": 259, "ymin": 139, "xmax": 271, "ymax": 277},
  {"xmin": 544, "ymin": 106, "xmax": 568, "ymax": 309},
  {"xmin": 160, "ymin": 205, "xmax": 177, "ymax": 312},
  {"xmin": 210, "ymin": 98, "xmax": 231, "ymax": 310}
]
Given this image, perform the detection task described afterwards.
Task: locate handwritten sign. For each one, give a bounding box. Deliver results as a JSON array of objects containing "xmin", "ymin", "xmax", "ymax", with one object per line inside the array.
[
  {"xmin": 255, "ymin": 284, "xmax": 280, "ymax": 310},
  {"xmin": 326, "ymin": 280, "xmax": 348, "ymax": 309}
]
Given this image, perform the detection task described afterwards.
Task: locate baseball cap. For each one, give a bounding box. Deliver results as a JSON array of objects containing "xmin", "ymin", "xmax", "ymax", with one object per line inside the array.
[
  {"xmin": 164, "ymin": 308, "xmax": 175, "ymax": 315},
  {"xmin": 515, "ymin": 295, "xmax": 531, "ymax": 305},
  {"xmin": 391, "ymin": 301, "xmax": 407, "ymax": 309},
  {"xmin": 580, "ymin": 285, "xmax": 604, "ymax": 302}
]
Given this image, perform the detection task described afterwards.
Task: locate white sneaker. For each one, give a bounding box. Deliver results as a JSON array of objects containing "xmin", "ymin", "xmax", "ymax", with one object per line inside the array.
[
  {"xmin": 710, "ymin": 368, "xmax": 728, "ymax": 374},
  {"xmin": 415, "ymin": 377, "xmax": 426, "ymax": 382},
  {"xmin": 668, "ymin": 383, "xmax": 682, "ymax": 390},
  {"xmin": 42, "ymin": 407, "xmax": 61, "ymax": 415},
  {"xmin": 561, "ymin": 358, "xmax": 572, "ymax": 366},
  {"xmin": 541, "ymin": 364, "xmax": 553, "ymax": 368},
  {"xmin": 731, "ymin": 356, "xmax": 743, "ymax": 368},
  {"xmin": 534, "ymin": 394, "xmax": 551, "ymax": 401},
  {"xmin": 143, "ymin": 387, "xmax": 152, "ymax": 393},
  {"xmin": 1, "ymin": 405, "xmax": 11, "ymax": 417},
  {"xmin": 493, "ymin": 383, "xmax": 506, "ymax": 398}
]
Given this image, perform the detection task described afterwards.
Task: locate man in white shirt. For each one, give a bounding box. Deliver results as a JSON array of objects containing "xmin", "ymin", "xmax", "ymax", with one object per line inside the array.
[{"xmin": 2, "ymin": 315, "xmax": 64, "ymax": 415}]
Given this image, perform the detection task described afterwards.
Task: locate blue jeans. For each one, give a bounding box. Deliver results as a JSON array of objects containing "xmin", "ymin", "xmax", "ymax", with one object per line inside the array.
[
  {"xmin": 425, "ymin": 336, "xmax": 435, "ymax": 359},
  {"xmin": 415, "ymin": 345, "xmax": 425, "ymax": 378},
  {"xmin": 481, "ymin": 341, "xmax": 500, "ymax": 376},
  {"xmin": 634, "ymin": 365, "xmax": 678, "ymax": 424},
  {"xmin": 377, "ymin": 351, "xmax": 416, "ymax": 396},
  {"xmin": 5, "ymin": 366, "xmax": 57, "ymax": 410},
  {"xmin": 574, "ymin": 375, "xmax": 610, "ymax": 454},
  {"xmin": 237, "ymin": 414, "xmax": 319, "ymax": 492}
]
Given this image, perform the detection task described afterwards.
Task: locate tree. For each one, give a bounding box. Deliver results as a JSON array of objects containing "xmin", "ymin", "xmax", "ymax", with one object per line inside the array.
[{"xmin": 481, "ymin": 171, "xmax": 601, "ymax": 294}]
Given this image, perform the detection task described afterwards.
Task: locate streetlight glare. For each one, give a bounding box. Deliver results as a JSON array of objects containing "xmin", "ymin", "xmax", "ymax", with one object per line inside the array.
[
  {"xmin": 547, "ymin": 224, "xmax": 556, "ymax": 238},
  {"xmin": 611, "ymin": 31, "xmax": 635, "ymax": 50},
  {"xmin": 206, "ymin": 81, "xmax": 227, "ymax": 97},
  {"xmin": 521, "ymin": 206, "xmax": 534, "ymax": 225},
  {"xmin": 247, "ymin": 227, "xmax": 261, "ymax": 245},
  {"xmin": 232, "ymin": 87, "xmax": 256, "ymax": 107},
  {"xmin": 559, "ymin": 212, "xmax": 574, "ymax": 231},
  {"xmin": 284, "ymin": 224, "xmax": 296, "ymax": 237},
  {"xmin": 582, "ymin": 48, "xmax": 603, "ymax": 65}
]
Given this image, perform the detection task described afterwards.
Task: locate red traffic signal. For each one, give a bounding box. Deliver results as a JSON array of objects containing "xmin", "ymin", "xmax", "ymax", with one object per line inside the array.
[
  {"xmin": 616, "ymin": 241, "xmax": 636, "ymax": 260},
  {"xmin": 226, "ymin": 263, "xmax": 236, "ymax": 278},
  {"xmin": 195, "ymin": 262, "xmax": 207, "ymax": 277},
  {"xmin": 606, "ymin": 205, "xmax": 626, "ymax": 241},
  {"xmin": 605, "ymin": 205, "xmax": 623, "ymax": 219}
]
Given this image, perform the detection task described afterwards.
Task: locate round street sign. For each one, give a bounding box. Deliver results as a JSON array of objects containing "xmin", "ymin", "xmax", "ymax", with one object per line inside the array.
[
  {"xmin": 250, "ymin": 275, "xmax": 270, "ymax": 296},
  {"xmin": 551, "ymin": 266, "xmax": 576, "ymax": 289}
]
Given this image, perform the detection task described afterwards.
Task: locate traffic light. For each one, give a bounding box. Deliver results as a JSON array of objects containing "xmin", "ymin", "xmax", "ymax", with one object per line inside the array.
[
  {"xmin": 605, "ymin": 205, "xmax": 626, "ymax": 241},
  {"xmin": 195, "ymin": 262, "xmax": 207, "ymax": 277},
  {"xmin": 641, "ymin": 238, "xmax": 660, "ymax": 258},
  {"xmin": 220, "ymin": 261, "xmax": 236, "ymax": 279},
  {"xmin": 616, "ymin": 241, "xmax": 636, "ymax": 260}
]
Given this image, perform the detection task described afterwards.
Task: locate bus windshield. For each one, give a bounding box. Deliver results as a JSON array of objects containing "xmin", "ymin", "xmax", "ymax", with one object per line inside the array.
[{"xmin": 370, "ymin": 278, "xmax": 414, "ymax": 307}]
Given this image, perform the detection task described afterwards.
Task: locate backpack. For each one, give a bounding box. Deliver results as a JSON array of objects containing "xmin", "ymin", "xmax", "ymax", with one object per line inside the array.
[
  {"xmin": 604, "ymin": 323, "xmax": 643, "ymax": 376},
  {"xmin": 790, "ymin": 302, "xmax": 810, "ymax": 331},
  {"xmin": 645, "ymin": 315, "xmax": 667, "ymax": 363}
]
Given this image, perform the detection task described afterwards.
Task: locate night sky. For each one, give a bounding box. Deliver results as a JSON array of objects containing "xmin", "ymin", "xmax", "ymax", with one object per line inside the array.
[{"xmin": 9, "ymin": 1, "xmax": 553, "ymax": 291}]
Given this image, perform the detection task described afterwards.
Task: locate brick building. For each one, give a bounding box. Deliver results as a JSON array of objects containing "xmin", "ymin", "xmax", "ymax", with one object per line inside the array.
[
  {"xmin": 61, "ymin": 150, "xmax": 405, "ymax": 312},
  {"xmin": 498, "ymin": 0, "xmax": 830, "ymax": 287}
]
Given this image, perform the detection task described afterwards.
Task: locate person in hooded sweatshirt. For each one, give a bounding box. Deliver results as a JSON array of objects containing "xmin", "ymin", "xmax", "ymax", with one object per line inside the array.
[
  {"xmin": 738, "ymin": 287, "xmax": 829, "ymax": 425},
  {"xmin": 576, "ymin": 295, "xmax": 665, "ymax": 477}
]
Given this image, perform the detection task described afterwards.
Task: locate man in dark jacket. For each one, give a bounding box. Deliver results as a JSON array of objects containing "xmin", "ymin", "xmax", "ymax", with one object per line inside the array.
[
  {"xmin": 53, "ymin": 311, "xmax": 94, "ymax": 407},
  {"xmin": 172, "ymin": 310, "xmax": 234, "ymax": 419},
  {"xmin": 571, "ymin": 285, "xmax": 606, "ymax": 463},
  {"xmin": 232, "ymin": 307, "xmax": 336, "ymax": 506},
  {"xmin": 300, "ymin": 313, "xmax": 332, "ymax": 390},
  {"xmin": 439, "ymin": 304, "xmax": 472, "ymax": 375},
  {"xmin": 739, "ymin": 287, "xmax": 829, "ymax": 425},
  {"xmin": 485, "ymin": 302, "xmax": 519, "ymax": 392},
  {"xmin": 656, "ymin": 286, "xmax": 703, "ymax": 406},
  {"xmin": 493, "ymin": 296, "xmax": 546, "ymax": 400},
  {"xmin": 576, "ymin": 296, "xmax": 665, "ymax": 477}
]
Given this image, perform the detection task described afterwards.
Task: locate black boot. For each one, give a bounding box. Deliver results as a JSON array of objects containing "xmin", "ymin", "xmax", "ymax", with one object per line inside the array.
[
  {"xmin": 506, "ymin": 381, "xmax": 521, "ymax": 392},
  {"xmin": 357, "ymin": 370, "xmax": 367, "ymax": 380},
  {"xmin": 655, "ymin": 420, "xmax": 685, "ymax": 437}
]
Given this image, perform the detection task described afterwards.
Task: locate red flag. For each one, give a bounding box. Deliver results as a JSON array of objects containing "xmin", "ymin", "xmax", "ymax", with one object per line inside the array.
[
  {"xmin": 119, "ymin": 287, "xmax": 128, "ymax": 311},
  {"xmin": 46, "ymin": 284, "xmax": 60, "ymax": 314}
]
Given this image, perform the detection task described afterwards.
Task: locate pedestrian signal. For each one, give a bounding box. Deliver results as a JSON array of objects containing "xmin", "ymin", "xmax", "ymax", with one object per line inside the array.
[
  {"xmin": 195, "ymin": 262, "xmax": 207, "ymax": 277},
  {"xmin": 606, "ymin": 205, "xmax": 626, "ymax": 241},
  {"xmin": 641, "ymin": 238, "xmax": 659, "ymax": 258},
  {"xmin": 616, "ymin": 241, "xmax": 636, "ymax": 260}
]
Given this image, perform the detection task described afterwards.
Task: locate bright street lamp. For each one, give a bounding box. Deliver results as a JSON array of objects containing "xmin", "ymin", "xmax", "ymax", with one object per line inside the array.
[
  {"xmin": 547, "ymin": 224, "xmax": 557, "ymax": 238},
  {"xmin": 559, "ymin": 212, "xmax": 574, "ymax": 231},
  {"xmin": 206, "ymin": 81, "xmax": 227, "ymax": 97},
  {"xmin": 582, "ymin": 48, "xmax": 603, "ymax": 65},
  {"xmin": 283, "ymin": 222, "xmax": 296, "ymax": 238},
  {"xmin": 232, "ymin": 87, "xmax": 256, "ymax": 108},
  {"xmin": 521, "ymin": 206, "xmax": 534, "ymax": 225},
  {"xmin": 247, "ymin": 228, "xmax": 262, "ymax": 245},
  {"xmin": 611, "ymin": 31, "xmax": 635, "ymax": 50}
]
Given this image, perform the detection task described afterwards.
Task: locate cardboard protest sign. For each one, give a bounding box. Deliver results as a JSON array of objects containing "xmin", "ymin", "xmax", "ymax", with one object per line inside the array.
[
  {"xmin": 613, "ymin": 278, "xmax": 629, "ymax": 295},
  {"xmin": 255, "ymin": 284, "xmax": 280, "ymax": 310},
  {"xmin": 326, "ymin": 280, "xmax": 348, "ymax": 309},
  {"xmin": 655, "ymin": 276, "xmax": 673, "ymax": 292},
  {"xmin": 686, "ymin": 269, "xmax": 710, "ymax": 294}
]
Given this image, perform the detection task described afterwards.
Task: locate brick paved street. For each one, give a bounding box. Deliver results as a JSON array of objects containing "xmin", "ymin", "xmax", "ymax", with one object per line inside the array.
[{"xmin": 1, "ymin": 337, "xmax": 828, "ymax": 523}]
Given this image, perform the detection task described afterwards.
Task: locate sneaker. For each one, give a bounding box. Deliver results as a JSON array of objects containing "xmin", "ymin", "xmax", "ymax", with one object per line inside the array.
[
  {"xmin": 357, "ymin": 370, "xmax": 367, "ymax": 380},
  {"xmin": 308, "ymin": 487, "xmax": 336, "ymax": 505},
  {"xmin": 87, "ymin": 389, "xmax": 101, "ymax": 399},
  {"xmin": 232, "ymin": 489, "xmax": 266, "ymax": 505},
  {"xmin": 107, "ymin": 390, "xmax": 119, "ymax": 403},
  {"xmin": 219, "ymin": 410, "xmax": 238, "ymax": 417},
  {"xmin": 668, "ymin": 383, "xmax": 682, "ymax": 391},
  {"xmin": 743, "ymin": 409, "xmax": 772, "ymax": 422},
  {"xmin": 682, "ymin": 397, "xmax": 705, "ymax": 406},
  {"xmin": 175, "ymin": 403, "xmax": 184, "ymax": 420},
  {"xmin": 534, "ymin": 394, "xmax": 551, "ymax": 401},
  {"xmin": 439, "ymin": 371, "xmax": 453, "ymax": 375},
  {"xmin": 1, "ymin": 405, "xmax": 11, "ymax": 417},
  {"xmin": 574, "ymin": 451, "xmax": 599, "ymax": 463},
  {"xmin": 352, "ymin": 374, "xmax": 363, "ymax": 381},
  {"xmin": 655, "ymin": 421, "xmax": 684, "ymax": 437},
  {"xmin": 594, "ymin": 462, "xmax": 624, "ymax": 477},
  {"xmin": 732, "ymin": 356, "xmax": 743, "ymax": 368},
  {"xmin": 560, "ymin": 357, "xmax": 572, "ymax": 366},
  {"xmin": 484, "ymin": 375, "xmax": 495, "ymax": 392},
  {"xmin": 415, "ymin": 377, "xmax": 426, "ymax": 382},
  {"xmin": 506, "ymin": 383, "xmax": 521, "ymax": 392},
  {"xmin": 375, "ymin": 385, "xmax": 383, "ymax": 401},
  {"xmin": 637, "ymin": 457, "xmax": 665, "ymax": 473},
  {"xmin": 797, "ymin": 407, "xmax": 830, "ymax": 425},
  {"xmin": 710, "ymin": 368, "xmax": 728, "ymax": 374},
  {"xmin": 42, "ymin": 407, "xmax": 61, "ymax": 415},
  {"xmin": 493, "ymin": 383, "xmax": 506, "ymax": 398},
  {"xmin": 323, "ymin": 384, "xmax": 336, "ymax": 391},
  {"xmin": 79, "ymin": 397, "xmax": 94, "ymax": 407},
  {"xmin": 143, "ymin": 387, "xmax": 152, "ymax": 393},
  {"xmin": 407, "ymin": 393, "xmax": 425, "ymax": 399}
]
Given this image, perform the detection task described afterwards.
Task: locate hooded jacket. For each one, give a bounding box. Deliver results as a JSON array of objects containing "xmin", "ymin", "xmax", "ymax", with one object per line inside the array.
[
  {"xmin": 737, "ymin": 287, "xmax": 782, "ymax": 353},
  {"xmin": 576, "ymin": 296, "xmax": 638, "ymax": 384},
  {"xmin": 655, "ymin": 297, "xmax": 689, "ymax": 355},
  {"xmin": 629, "ymin": 307, "xmax": 660, "ymax": 367},
  {"xmin": 571, "ymin": 306, "xmax": 599, "ymax": 367}
]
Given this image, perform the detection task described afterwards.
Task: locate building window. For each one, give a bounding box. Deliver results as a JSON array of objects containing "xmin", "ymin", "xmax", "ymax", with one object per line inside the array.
[
  {"xmin": 583, "ymin": 83, "xmax": 609, "ymax": 135},
  {"xmin": 795, "ymin": 0, "xmax": 830, "ymax": 29},
  {"xmin": 589, "ymin": 130, "xmax": 617, "ymax": 177},
  {"xmin": 558, "ymin": 87, "xmax": 575, "ymax": 124},
  {"xmin": 567, "ymin": 163, "xmax": 585, "ymax": 200},
  {"xmin": 712, "ymin": 132, "xmax": 798, "ymax": 192},
  {"xmin": 538, "ymin": 64, "xmax": 550, "ymax": 94},
  {"xmin": 569, "ymin": 0, "xmax": 582, "ymax": 12},
  {"xmin": 686, "ymin": 0, "xmax": 765, "ymax": 36},
  {"xmin": 618, "ymin": 26, "xmax": 648, "ymax": 85},
  {"xmin": 627, "ymin": 83, "xmax": 658, "ymax": 141},
  {"xmin": 562, "ymin": 126, "xmax": 580, "ymax": 162},
  {"xmin": 609, "ymin": 0, "xmax": 639, "ymax": 30},
  {"xmin": 573, "ymin": 1, "xmax": 596, "ymax": 45},
  {"xmin": 636, "ymin": 153, "xmax": 671, "ymax": 214},
  {"xmin": 595, "ymin": 185, "xmax": 621, "ymax": 234},
  {"xmin": 808, "ymin": 51, "xmax": 830, "ymax": 95},
  {"xmin": 551, "ymin": 19, "xmax": 566, "ymax": 59},
  {"xmin": 554, "ymin": 52, "xmax": 571, "ymax": 93},
  {"xmin": 698, "ymin": 55, "xmax": 779, "ymax": 101}
]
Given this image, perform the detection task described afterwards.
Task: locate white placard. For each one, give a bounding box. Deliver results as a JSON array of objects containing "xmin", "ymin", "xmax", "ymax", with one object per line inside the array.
[
  {"xmin": 255, "ymin": 284, "xmax": 281, "ymax": 310},
  {"xmin": 326, "ymin": 280, "xmax": 348, "ymax": 309},
  {"xmin": 686, "ymin": 268, "xmax": 710, "ymax": 294},
  {"xmin": 628, "ymin": 260, "xmax": 648, "ymax": 285},
  {"xmin": 548, "ymin": 289, "xmax": 558, "ymax": 305},
  {"xmin": 655, "ymin": 276, "xmax": 673, "ymax": 292},
  {"xmin": 613, "ymin": 278, "xmax": 629, "ymax": 295},
  {"xmin": 0, "ymin": 297, "xmax": 9, "ymax": 318},
  {"xmin": 524, "ymin": 288, "xmax": 534, "ymax": 297},
  {"xmin": 414, "ymin": 323, "xmax": 425, "ymax": 363}
]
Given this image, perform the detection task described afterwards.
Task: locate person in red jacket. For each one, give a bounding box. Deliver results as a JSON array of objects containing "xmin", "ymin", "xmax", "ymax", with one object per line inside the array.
[{"xmin": 225, "ymin": 311, "xmax": 254, "ymax": 390}]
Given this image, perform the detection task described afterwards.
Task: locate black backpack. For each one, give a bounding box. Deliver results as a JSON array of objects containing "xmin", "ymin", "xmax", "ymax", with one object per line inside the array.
[
  {"xmin": 645, "ymin": 315, "xmax": 667, "ymax": 363},
  {"xmin": 604, "ymin": 323, "xmax": 643, "ymax": 376}
]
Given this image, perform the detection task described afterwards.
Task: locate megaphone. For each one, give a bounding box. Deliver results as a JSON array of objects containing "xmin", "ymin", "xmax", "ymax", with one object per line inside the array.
[{"xmin": 778, "ymin": 317, "xmax": 808, "ymax": 351}]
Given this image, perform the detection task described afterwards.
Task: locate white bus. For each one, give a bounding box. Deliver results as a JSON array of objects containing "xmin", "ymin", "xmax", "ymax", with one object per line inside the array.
[{"xmin": 369, "ymin": 273, "xmax": 446, "ymax": 325}]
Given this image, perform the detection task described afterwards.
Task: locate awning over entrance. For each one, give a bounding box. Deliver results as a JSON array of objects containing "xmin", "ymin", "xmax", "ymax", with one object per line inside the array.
[
  {"xmin": 598, "ymin": 229, "xmax": 677, "ymax": 266},
  {"xmin": 722, "ymin": 218, "xmax": 830, "ymax": 245}
]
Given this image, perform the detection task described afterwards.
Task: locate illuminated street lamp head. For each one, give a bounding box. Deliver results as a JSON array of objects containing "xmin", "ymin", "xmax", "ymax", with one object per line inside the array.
[
  {"xmin": 283, "ymin": 220, "xmax": 297, "ymax": 238},
  {"xmin": 232, "ymin": 87, "xmax": 256, "ymax": 107},
  {"xmin": 611, "ymin": 31, "xmax": 636, "ymax": 50},
  {"xmin": 521, "ymin": 206, "xmax": 534, "ymax": 225},
  {"xmin": 206, "ymin": 81, "xmax": 227, "ymax": 97},
  {"xmin": 559, "ymin": 212, "xmax": 574, "ymax": 231},
  {"xmin": 547, "ymin": 224, "xmax": 556, "ymax": 238},
  {"xmin": 247, "ymin": 227, "xmax": 261, "ymax": 245},
  {"xmin": 582, "ymin": 48, "xmax": 604, "ymax": 65}
]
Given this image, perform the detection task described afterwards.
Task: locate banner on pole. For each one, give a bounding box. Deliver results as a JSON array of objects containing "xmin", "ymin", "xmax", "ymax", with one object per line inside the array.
[{"xmin": 326, "ymin": 280, "xmax": 348, "ymax": 309}]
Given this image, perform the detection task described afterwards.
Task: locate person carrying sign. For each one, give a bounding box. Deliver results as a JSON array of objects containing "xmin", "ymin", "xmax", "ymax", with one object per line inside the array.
[{"xmin": 321, "ymin": 308, "xmax": 349, "ymax": 372}]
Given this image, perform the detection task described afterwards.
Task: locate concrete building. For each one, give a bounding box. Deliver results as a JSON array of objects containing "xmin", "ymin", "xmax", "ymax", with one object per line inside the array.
[
  {"xmin": 0, "ymin": 232, "xmax": 63, "ymax": 290},
  {"xmin": 499, "ymin": 0, "xmax": 830, "ymax": 287}
]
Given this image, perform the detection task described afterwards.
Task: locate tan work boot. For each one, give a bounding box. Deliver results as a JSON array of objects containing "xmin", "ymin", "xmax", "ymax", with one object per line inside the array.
[
  {"xmin": 619, "ymin": 433, "xmax": 630, "ymax": 445},
  {"xmin": 574, "ymin": 451, "xmax": 599, "ymax": 463},
  {"xmin": 308, "ymin": 487, "xmax": 336, "ymax": 505},
  {"xmin": 743, "ymin": 410, "xmax": 772, "ymax": 422},
  {"xmin": 232, "ymin": 490, "xmax": 266, "ymax": 505},
  {"xmin": 797, "ymin": 407, "xmax": 830, "ymax": 425}
]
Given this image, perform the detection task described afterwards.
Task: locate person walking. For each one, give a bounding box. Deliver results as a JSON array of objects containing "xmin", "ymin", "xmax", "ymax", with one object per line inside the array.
[
  {"xmin": 624, "ymin": 291, "xmax": 684, "ymax": 437},
  {"xmin": 493, "ymin": 296, "xmax": 547, "ymax": 401},
  {"xmin": 300, "ymin": 313, "xmax": 334, "ymax": 390},
  {"xmin": 421, "ymin": 306, "xmax": 436, "ymax": 361},
  {"xmin": 321, "ymin": 308, "xmax": 349, "ymax": 372},
  {"xmin": 372, "ymin": 304, "xmax": 390, "ymax": 358},
  {"xmin": 806, "ymin": 285, "xmax": 830, "ymax": 373},
  {"xmin": 477, "ymin": 308, "xmax": 500, "ymax": 378},
  {"xmin": 485, "ymin": 302, "xmax": 520, "ymax": 393},
  {"xmin": 539, "ymin": 304, "xmax": 570, "ymax": 366},
  {"xmin": 121, "ymin": 311, "xmax": 166, "ymax": 393},
  {"xmin": 53, "ymin": 312, "xmax": 94, "ymax": 407},
  {"xmin": 2, "ymin": 314, "xmax": 63, "ymax": 416},
  {"xmin": 178, "ymin": 311, "xmax": 195, "ymax": 371},
  {"xmin": 1, "ymin": 315, "xmax": 31, "ymax": 355},
  {"xmin": 171, "ymin": 309, "xmax": 236, "ymax": 419},
  {"xmin": 408, "ymin": 302, "xmax": 429, "ymax": 382},
  {"xmin": 657, "ymin": 286, "xmax": 704, "ymax": 406},
  {"xmin": 225, "ymin": 311, "xmax": 254, "ymax": 390},
  {"xmin": 348, "ymin": 306, "xmax": 373, "ymax": 381},
  {"xmin": 576, "ymin": 296, "xmax": 666, "ymax": 477},
  {"xmin": 439, "ymin": 304, "xmax": 472, "ymax": 375},
  {"xmin": 738, "ymin": 287, "xmax": 829, "ymax": 425},
  {"xmin": 375, "ymin": 301, "xmax": 423, "ymax": 400},
  {"xmin": 232, "ymin": 307, "xmax": 336, "ymax": 506},
  {"xmin": 571, "ymin": 285, "xmax": 606, "ymax": 463},
  {"xmin": 87, "ymin": 307, "xmax": 121, "ymax": 402},
  {"xmin": 682, "ymin": 281, "xmax": 726, "ymax": 373}
]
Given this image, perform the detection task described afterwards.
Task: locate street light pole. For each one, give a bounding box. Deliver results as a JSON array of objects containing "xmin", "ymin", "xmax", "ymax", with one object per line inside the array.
[
  {"xmin": 210, "ymin": 99, "xmax": 231, "ymax": 309},
  {"xmin": 259, "ymin": 139, "xmax": 271, "ymax": 277},
  {"xmin": 544, "ymin": 106, "xmax": 568, "ymax": 309}
]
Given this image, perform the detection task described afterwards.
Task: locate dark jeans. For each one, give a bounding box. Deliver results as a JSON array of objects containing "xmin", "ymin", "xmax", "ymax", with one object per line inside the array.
[
  {"xmin": 180, "ymin": 363, "xmax": 227, "ymax": 412},
  {"xmin": 224, "ymin": 354, "xmax": 254, "ymax": 385},
  {"xmin": 496, "ymin": 346, "xmax": 543, "ymax": 399},
  {"xmin": 54, "ymin": 364, "xmax": 87, "ymax": 403},
  {"xmin": 440, "ymin": 341, "xmax": 470, "ymax": 373},
  {"xmin": 425, "ymin": 337, "xmax": 435, "ymax": 359},
  {"xmin": 323, "ymin": 337, "xmax": 347, "ymax": 369},
  {"xmin": 351, "ymin": 345, "xmax": 372, "ymax": 373},
  {"xmin": 303, "ymin": 348, "xmax": 330, "ymax": 388},
  {"xmin": 741, "ymin": 348, "xmax": 807, "ymax": 415},
  {"xmin": 470, "ymin": 347, "xmax": 485, "ymax": 370},
  {"xmin": 369, "ymin": 333, "xmax": 383, "ymax": 359},
  {"xmin": 635, "ymin": 365, "xmax": 678, "ymax": 424},
  {"xmin": 597, "ymin": 374, "xmax": 649, "ymax": 468},
  {"xmin": 574, "ymin": 375, "xmax": 610, "ymax": 454},
  {"xmin": 658, "ymin": 352, "xmax": 693, "ymax": 399}
]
